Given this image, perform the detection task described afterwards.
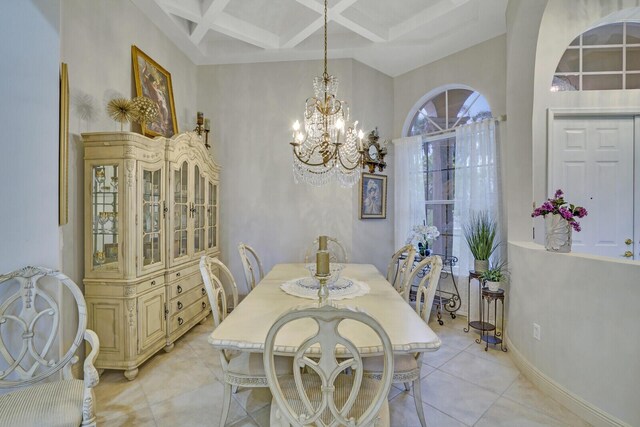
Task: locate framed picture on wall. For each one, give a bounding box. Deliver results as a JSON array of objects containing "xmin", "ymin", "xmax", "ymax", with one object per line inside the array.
[
  {"xmin": 131, "ymin": 45, "xmax": 178, "ymax": 138},
  {"xmin": 359, "ymin": 173, "xmax": 387, "ymax": 219}
]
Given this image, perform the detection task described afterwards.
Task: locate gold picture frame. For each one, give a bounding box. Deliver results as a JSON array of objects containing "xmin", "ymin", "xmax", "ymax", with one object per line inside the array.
[
  {"xmin": 59, "ymin": 63, "xmax": 69, "ymax": 226},
  {"xmin": 359, "ymin": 173, "xmax": 387, "ymax": 219},
  {"xmin": 131, "ymin": 45, "xmax": 178, "ymax": 138}
]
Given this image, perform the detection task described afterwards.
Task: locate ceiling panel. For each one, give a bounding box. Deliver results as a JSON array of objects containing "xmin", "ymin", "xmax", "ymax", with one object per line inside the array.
[
  {"xmin": 224, "ymin": 0, "xmax": 320, "ymax": 36},
  {"xmin": 342, "ymin": 0, "xmax": 436, "ymax": 30}
]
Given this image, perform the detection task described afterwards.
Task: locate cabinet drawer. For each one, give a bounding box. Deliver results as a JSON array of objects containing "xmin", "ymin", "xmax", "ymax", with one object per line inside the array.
[
  {"xmin": 169, "ymin": 285, "xmax": 206, "ymax": 316},
  {"xmin": 167, "ymin": 264, "xmax": 200, "ymax": 282},
  {"xmin": 137, "ymin": 275, "xmax": 165, "ymax": 294},
  {"xmin": 169, "ymin": 272, "xmax": 203, "ymax": 299},
  {"xmin": 169, "ymin": 298, "xmax": 209, "ymax": 333}
]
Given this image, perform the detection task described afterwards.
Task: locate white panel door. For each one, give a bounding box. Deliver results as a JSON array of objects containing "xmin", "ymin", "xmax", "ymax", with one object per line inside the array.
[{"xmin": 551, "ymin": 117, "xmax": 634, "ymax": 258}]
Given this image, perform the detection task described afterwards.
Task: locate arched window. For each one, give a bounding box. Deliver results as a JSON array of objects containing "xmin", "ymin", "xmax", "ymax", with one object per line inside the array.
[
  {"xmin": 404, "ymin": 87, "xmax": 493, "ymax": 258},
  {"xmin": 552, "ymin": 21, "xmax": 640, "ymax": 91},
  {"xmin": 407, "ymin": 88, "xmax": 491, "ymax": 136}
]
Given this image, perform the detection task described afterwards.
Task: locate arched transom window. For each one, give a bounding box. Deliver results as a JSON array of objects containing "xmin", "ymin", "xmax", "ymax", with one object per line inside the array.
[
  {"xmin": 552, "ymin": 21, "xmax": 640, "ymax": 91},
  {"xmin": 408, "ymin": 88, "xmax": 491, "ymax": 137}
]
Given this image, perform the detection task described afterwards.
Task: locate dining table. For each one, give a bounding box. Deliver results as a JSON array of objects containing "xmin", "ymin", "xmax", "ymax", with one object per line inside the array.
[{"xmin": 209, "ymin": 263, "xmax": 441, "ymax": 356}]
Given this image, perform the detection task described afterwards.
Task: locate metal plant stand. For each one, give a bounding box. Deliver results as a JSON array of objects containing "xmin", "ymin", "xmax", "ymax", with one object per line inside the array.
[
  {"xmin": 407, "ymin": 254, "xmax": 462, "ymax": 325},
  {"xmin": 464, "ymin": 270, "xmax": 490, "ymax": 333},
  {"xmin": 476, "ymin": 287, "xmax": 507, "ymax": 352}
]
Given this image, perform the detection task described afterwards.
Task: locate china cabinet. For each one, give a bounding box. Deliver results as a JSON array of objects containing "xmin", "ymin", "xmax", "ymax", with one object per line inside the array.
[{"xmin": 82, "ymin": 131, "xmax": 220, "ymax": 380}]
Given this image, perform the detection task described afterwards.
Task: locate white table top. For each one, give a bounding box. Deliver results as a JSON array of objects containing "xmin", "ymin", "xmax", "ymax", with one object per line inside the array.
[{"xmin": 209, "ymin": 263, "xmax": 441, "ymax": 356}]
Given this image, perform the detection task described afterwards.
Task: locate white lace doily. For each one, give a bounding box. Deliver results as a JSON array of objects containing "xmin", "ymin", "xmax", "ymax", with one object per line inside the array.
[{"xmin": 280, "ymin": 276, "xmax": 370, "ymax": 300}]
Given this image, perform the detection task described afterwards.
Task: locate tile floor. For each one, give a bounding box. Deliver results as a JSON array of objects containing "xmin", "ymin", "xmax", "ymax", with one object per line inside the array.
[{"xmin": 95, "ymin": 315, "xmax": 591, "ymax": 426}]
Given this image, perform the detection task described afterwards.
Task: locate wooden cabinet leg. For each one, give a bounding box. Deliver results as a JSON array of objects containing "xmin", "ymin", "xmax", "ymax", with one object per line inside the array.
[
  {"xmin": 164, "ymin": 343, "xmax": 175, "ymax": 353},
  {"xmin": 124, "ymin": 368, "xmax": 139, "ymax": 381}
]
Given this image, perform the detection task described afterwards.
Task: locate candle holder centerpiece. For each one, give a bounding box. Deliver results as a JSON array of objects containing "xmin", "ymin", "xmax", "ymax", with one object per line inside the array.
[{"xmin": 314, "ymin": 235, "xmax": 332, "ymax": 304}]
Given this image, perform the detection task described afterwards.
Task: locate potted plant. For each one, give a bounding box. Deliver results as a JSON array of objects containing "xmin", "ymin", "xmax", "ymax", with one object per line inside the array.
[
  {"xmin": 463, "ymin": 211, "xmax": 498, "ymax": 273},
  {"xmin": 479, "ymin": 261, "xmax": 507, "ymax": 291},
  {"xmin": 406, "ymin": 224, "xmax": 440, "ymax": 257},
  {"xmin": 531, "ymin": 189, "xmax": 587, "ymax": 253}
]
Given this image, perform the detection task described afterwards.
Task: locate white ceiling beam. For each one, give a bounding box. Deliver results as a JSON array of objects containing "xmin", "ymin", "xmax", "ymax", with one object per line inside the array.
[
  {"xmin": 210, "ymin": 12, "xmax": 280, "ymax": 49},
  {"xmin": 160, "ymin": 0, "xmax": 202, "ymax": 24},
  {"xmin": 191, "ymin": 0, "xmax": 232, "ymax": 44},
  {"xmin": 284, "ymin": 0, "xmax": 362, "ymax": 48},
  {"xmin": 333, "ymin": 15, "xmax": 387, "ymax": 43},
  {"xmin": 281, "ymin": 17, "xmax": 324, "ymax": 49},
  {"xmin": 389, "ymin": 0, "xmax": 472, "ymax": 41}
]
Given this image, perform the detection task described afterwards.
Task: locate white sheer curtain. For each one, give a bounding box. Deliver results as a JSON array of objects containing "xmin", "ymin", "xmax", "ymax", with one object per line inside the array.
[
  {"xmin": 393, "ymin": 136, "xmax": 426, "ymax": 250},
  {"xmin": 452, "ymin": 119, "xmax": 502, "ymax": 284}
]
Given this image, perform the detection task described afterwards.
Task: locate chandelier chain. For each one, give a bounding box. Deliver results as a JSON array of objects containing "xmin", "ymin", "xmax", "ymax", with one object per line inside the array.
[{"xmin": 323, "ymin": 0, "xmax": 328, "ymax": 79}]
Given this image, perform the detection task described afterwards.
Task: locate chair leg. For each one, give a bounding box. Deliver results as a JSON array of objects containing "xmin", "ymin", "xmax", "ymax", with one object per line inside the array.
[
  {"xmin": 220, "ymin": 382, "xmax": 232, "ymax": 427},
  {"xmin": 404, "ymin": 381, "xmax": 411, "ymax": 391},
  {"xmin": 412, "ymin": 378, "xmax": 426, "ymax": 427},
  {"xmin": 232, "ymin": 385, "xmax": 239, "ymax": 394}
]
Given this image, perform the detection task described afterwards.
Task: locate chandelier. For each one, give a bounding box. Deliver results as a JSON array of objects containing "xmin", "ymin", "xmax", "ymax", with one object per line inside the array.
[{"xmin": 289, "ymin": 0, "xmax": 365, "ymax": 187}]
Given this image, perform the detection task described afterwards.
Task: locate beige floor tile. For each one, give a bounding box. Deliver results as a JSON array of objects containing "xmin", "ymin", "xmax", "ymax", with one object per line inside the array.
[
  {"xmin": 228, "ymin": 416, "xmax": 260, "ymax": 426},
  {"xmin": 149, "ymin": 381, "xmax": 247, "ymax": 427},
  {"xmin": 439, "ymin": 351, "xmax": 520, "ymax": 395},
  {"xmin": 420, "ymin": 362, "xmax": 436, "ymax": 378},
  {"xmin": 429, "ymin": 326, "xmax": 477, "ymax": 350},
  {"xmin": 389, "ymin": 392, "xmax": 468, "ymax": 427},
  {"xmin": 503, "ymin": 376, "xmax": 591, "ymax": 426},
  {"xmin": 463, "ymin": 340, "xmax": 515, "ymax": 368},
  {"xmin": 419, "ymin": 370, "xmax": 500, "ymax": 426},
  {"xmin": 249, "ymin": 405, "xmax": 271, "ymax": 427},
  {"xmin": 475, "ymin": 397, "xmax": 567, "ymax": 427},
  {"xmin": 423, "ymin": 345, "xmax": 461, "ymax": 368},
  {"xmin": 232, "ymin": 385, "xmax": 273, "ymax": 413},
  {"xmin": 98, "ymin": 407, "xmax": 157, "ymax": 427},
  {"xmin": 95, "ymin": 370, "xmax": 149, "ymax": 422},
  {"xmin": 137, "ymin": 354, "xmax": 218, "ymax": 405}
]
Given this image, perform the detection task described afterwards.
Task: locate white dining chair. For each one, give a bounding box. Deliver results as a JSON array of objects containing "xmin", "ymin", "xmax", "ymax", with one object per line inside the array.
[
  {"xmin": 0, "ymin": 266, "xmax": 100, "ymax": 427},
  {"xmin": 199, "ymin": 256, "xmax": 290, "ymax": 427},
  {"xmin": 237, "ymin": 242, "xmax": 264, "ymax": 292},
  {"xmin": 386, "ymin": 244, "xmax": 417, "ymax": 301},
  {"xmin": 200, "ymin": 255, "xmax": 240, "ymax": 312},
  {"xmin": 303, "ymin": 236, "xmax": 348, "ymax": 264},
  {"xmin": 264, "ymin": 304, "xmax": 394, "ymax": 427},
  {"xmin": 364, "ymin": 255, "xmax": 443, "ymax": 427}
]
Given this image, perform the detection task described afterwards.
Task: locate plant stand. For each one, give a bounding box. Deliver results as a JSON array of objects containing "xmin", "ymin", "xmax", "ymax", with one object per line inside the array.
[{"xmin": 476, "ymin": 287, "xmax": 507, "ymax": 352}]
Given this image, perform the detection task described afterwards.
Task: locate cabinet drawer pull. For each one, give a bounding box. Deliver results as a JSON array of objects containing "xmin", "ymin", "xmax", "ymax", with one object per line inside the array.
[
  {"xmin": 202, "ymin": 301, "xmax": 206, "ymax": 310},
  {"xmin": 201, "ymin": 287, "xmax": 206, "ymax": 296},
  {"xmin": 178, "ymin": 317, "xmax": 184, "ymax": 326},
  {"xmin": 177, "ymin": 301, "xmax": 183, "ymax": 310},
  {"xmin": 176, "ymin": 272, "xmax": 181, "ymax": 277},
  {"xmin": 150, "ymin": 280, "xmax": 156, "ymax": 286},
  {"xmin": 177, "ymin": 285, "xmax": 183, "ymax": 294}
]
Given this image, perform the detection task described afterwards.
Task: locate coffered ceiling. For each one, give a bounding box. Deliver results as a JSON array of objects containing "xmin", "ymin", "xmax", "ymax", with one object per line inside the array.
[{"xmin": 132, "ymin": 0, "xmax": 508, "ymax": 77}]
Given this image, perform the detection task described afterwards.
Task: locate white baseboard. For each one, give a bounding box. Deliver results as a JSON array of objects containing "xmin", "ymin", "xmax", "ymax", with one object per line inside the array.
[{"xmin": 506, "ymin": 336, "xmax": 630, "ymax": 427}]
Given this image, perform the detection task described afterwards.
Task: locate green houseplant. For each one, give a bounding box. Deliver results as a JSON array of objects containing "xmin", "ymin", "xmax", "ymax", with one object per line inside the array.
[
  {"xmin": 463, "ymin": 211, "xmax": 498, "ymax": 273},
  {"xmin": 479, "ymin": 260, "xmax": 507, "ymax": 291}
]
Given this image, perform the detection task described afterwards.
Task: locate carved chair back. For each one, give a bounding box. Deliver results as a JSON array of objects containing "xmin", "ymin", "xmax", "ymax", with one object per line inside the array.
[
  {"xmin": 237, "ymin": 243, "xmax": 264, "ymax": 292},
  {"xmin": 264, "ymin": 304, "xmax": 393, "ymax": 427},
  {"xmin": 200, "ymin": 255, "xmax": 238, "ymax": 311},
  {"xmin": 0, "ymin": 266, "xmax": 86, "ymax": 388},
  {"xmin": 303, "ymin": 237, "xmax": 348, "ymax": 264},
  {"xmin": 386, "ymin": 245, "xmax": 416, "ymax": 301},
  {"xmin": 408, "ymin": 256, "xmax": 443, "ymax": 323},
  {"xmin": 199, "ymin": 256, "xmax": 228, "ymax": 328}
]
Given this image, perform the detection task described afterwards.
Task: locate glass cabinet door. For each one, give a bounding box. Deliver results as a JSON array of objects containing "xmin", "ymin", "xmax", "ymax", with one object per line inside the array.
[
  {"xmin": 142, "ymin": 168, "xmax": 162, "ymax": 267},
  {"xmin": 92, "ymin": 164, "xmax": 119, "ymax": 270},
  {"xmin": 193, "ymin": 165, "xmax": 206, "ymax": 253},
  {"xmin": 174, "ymin": 161, "xmax": 189, "ymax": 260},
  {"xmin": 207, "ymin": 181, "xmax": 218, "ymax": 250}
]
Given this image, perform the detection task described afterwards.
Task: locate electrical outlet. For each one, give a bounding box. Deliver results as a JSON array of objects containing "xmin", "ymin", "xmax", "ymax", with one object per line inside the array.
[{"xmin": 533, "ymin": 323, "xmax": 541, "ymax": 340}]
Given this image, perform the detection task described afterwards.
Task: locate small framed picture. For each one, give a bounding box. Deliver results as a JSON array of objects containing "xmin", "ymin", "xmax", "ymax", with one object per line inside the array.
[
  {"xmin": 104, "ymin": 243, "xmax": 118, "ymax": 262},
  {"xmin": 131, "ymin": 45, "xmax": 178, "ymax": 138},
  {"xmin": 359, "ymin": 173, "xmax": 387, "ymax": 219}
]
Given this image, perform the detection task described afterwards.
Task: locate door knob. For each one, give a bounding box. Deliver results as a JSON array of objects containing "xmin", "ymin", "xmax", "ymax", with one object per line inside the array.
[
  {"xmin": 623, "ymin": 251, "xmax": 633, "ymax": 258},
  {"xmin": 625, "ymin": 238, "xmax": 633, "ymax": 245}
]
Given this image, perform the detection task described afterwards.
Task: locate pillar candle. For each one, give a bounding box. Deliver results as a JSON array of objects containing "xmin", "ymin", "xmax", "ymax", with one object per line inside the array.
[
  {"xmin": 197, "ymin": 111, "xmax": 204, "ymax": 126},
  {"xmin": 204, "ymin": 118, "xmax": 211, "ymax": 131},
  {"xmin": 319, "ymin": 235, "xmax": 328, "ymax": 251},
  {"xmin": 316, "ymin": 251, "xmax": 330, "ymax": 276}
]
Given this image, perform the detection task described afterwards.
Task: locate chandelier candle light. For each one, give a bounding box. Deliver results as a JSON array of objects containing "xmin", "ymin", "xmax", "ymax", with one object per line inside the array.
[
  {"xmin": 316, "ymin": 235, "xmax": 331, "ymax": 303},
  {"xmin": 289, "ymin": 0, "xmax": 365, "ymax": 187}
]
